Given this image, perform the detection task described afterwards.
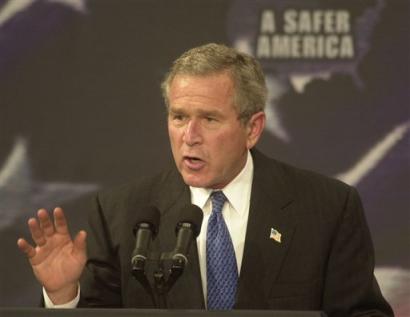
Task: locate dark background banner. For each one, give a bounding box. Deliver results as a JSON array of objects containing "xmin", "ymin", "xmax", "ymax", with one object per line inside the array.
[{"xmin": 0, "ymin": 0, "xmax": 408, "ymax": 315}]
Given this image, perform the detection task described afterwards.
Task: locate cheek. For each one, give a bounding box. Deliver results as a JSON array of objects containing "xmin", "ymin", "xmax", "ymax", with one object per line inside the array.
[
  {"xmin": 168, "ymin": 129, "xmax": 181, "ymax": 157},
  {"xmin": 217, "ymin": 129, "xmax": 247, "ymax": 149},
  {"xmin": 211, "ymin": 132, "xmax": 244, "ymax": 159},
  {"xmin": 168, "ymin": 126, "xmax": 180, "ymax": 143}
]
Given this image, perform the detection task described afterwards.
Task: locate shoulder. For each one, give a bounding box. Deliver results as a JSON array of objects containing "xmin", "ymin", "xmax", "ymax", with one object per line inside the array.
[
  {"xmin": 253, "ymin": 148, "xmax": 350, "ymax": 188},
  {"xmin": 93, "ymin": 163, "xmax": 186, "ymax": 217},
  {"xmin": 85, "ymin": 163, "xmax": 187, "ymax": 240},
  {"xmin": 252, "ymin": 148, "xmax": 358, "ymax": 211}
]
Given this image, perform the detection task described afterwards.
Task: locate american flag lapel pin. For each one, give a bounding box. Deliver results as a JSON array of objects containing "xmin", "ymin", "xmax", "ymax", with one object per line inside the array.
[{"xmin": 270, "ymin": 228, "xmax": 282, "ymax": 243}]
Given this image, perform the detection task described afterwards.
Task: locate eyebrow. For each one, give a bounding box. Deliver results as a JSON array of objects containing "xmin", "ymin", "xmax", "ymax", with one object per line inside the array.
[
  {"xmin": 169, "ymin": 107, "xmax": 223, "ymax": 118},
  {"xmin": 196, "ymin": 109, "xmax": 223, "ymax": 117}
]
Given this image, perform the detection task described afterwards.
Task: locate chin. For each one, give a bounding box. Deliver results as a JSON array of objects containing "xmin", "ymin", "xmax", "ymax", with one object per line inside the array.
[
  {"xmin": 184, "ymin": 178, "xmax": 224, "ymax": 190},
  {"xmin": 183, "ymin": 179, "xmax": 206, "ymax": 188},
  {"xmin": 182, "ymin": 174, "xmax": 210, "ymax": 188}
]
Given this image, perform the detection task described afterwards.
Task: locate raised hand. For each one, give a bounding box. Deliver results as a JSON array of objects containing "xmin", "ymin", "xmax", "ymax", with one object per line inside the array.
[{"xmin": 17, "ymin": 207, "xmax": 87, "ymax": 304}]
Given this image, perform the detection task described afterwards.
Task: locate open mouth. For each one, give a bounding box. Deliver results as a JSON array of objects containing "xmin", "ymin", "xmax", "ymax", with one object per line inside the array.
[
  {"xmin": 185, "ymin": 156, "xmax": 202, "ymax": 162},
  {"xmin": 183, "ymin": 156, "xmax": 205, "ymax": 170}
]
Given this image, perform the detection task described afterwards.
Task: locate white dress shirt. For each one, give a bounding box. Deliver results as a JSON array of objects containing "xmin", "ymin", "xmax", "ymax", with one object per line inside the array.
[
  {"xmin": 190, "ymin": 150, "xmax": 253, "ymax": 302},
  {"xmin": 45, "ymin": 151, "xmax": 254, "ymax": 307},
  {"xmin": 43, "ymin": 284, "xmax": 80, "ymax": 308}
]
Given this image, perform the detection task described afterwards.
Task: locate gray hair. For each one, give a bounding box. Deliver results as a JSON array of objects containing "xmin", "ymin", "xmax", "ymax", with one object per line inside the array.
[{"xmin": 161, "ymin": 43, "xmax": 267, "ymax": 123}]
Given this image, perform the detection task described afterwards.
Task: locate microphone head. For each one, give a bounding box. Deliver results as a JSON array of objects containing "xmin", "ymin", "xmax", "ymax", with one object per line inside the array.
[
  {"xmin": 175, "ymin": 204, "xmax": 204, "ymax": 238},
  {"xmin": 133, "ymin": 205, "xmax": 160, "ymax": 238}
]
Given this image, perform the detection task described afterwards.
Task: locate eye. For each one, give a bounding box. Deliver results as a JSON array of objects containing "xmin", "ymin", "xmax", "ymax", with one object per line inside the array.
[
  {"xmin": 173, "ymin": 114, "xmax": 183, "ymax": 120},
  {"xmin": 171, "ymin": 113, "xmax": 185, "ymax": 121},
  {"xmin": 205, "ymin": 116, "xmax": 216, "ymax": 122},
  {"xmin": 201, "ymin": 115, "xmax": 221, "ymax": 129}
]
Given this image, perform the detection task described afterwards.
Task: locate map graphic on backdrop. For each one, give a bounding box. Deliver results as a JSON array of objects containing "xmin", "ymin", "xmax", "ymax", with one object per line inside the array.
[
  {"xmin": 0, "ymin": 0, "xmax": 87, "ymax": 74},
  {"xmin": 0, "ymin": 0, "xmax": 408, "ymax": 315},
  {"xmin": 0, "ymin": 0, "xmax": 97, "ymax": 306},
  {"xmin": 0, "ymin": 138, "xmax": 98, "ymax": 230},
  {"xmin": 227, "ymin": 0, "xmax": 409, "ymax": 314}
]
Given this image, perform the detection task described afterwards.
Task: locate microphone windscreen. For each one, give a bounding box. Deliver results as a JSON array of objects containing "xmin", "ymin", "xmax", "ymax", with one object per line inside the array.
[
  {"xmin": 176, "ymin": 204, "xmax": 204, "ymax": 237},
  {"xmin": 133, "ymin": 205, "xmax": 161, "ymax": 236}
]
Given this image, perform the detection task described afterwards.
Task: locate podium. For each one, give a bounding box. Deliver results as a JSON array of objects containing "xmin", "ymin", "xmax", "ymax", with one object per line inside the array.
[{"xmin": 0, "ymin": 308, "xmax": 326, "ymax": 317}]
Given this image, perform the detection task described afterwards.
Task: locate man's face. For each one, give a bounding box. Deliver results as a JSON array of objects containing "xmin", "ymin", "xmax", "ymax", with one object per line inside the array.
[{"xmin": 167, "ymin": 72, "xmax": 262, "ymax": 189}]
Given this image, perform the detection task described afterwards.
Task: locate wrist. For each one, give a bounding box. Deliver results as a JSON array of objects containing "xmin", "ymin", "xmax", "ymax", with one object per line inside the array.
[{"xmin": 46, "ymin": 283, "xmax": 79, "ymax": 305}]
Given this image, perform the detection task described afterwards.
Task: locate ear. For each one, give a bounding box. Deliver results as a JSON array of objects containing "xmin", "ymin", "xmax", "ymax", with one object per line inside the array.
[{"xmin": 245, "ymin": 111, "xmax": 266, "ymax": 149}]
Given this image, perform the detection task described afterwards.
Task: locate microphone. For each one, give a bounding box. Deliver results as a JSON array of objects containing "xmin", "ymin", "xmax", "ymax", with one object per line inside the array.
[
  {"xmin": 130, "ymin": 205, "xmax": 160, "ymax": 307},
  {"xmin": 131, "ymin": 205, "xmax": 160, "ymax": 270},
  {"xmin": 173, "ymin": 204, "xmax": 203, "ymax": 265}
]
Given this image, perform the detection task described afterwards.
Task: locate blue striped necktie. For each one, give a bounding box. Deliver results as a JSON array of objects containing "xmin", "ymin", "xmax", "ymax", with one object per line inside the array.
[{"xmin": 206, "ymin": 191, "xmax": 238, "ymax": 310}]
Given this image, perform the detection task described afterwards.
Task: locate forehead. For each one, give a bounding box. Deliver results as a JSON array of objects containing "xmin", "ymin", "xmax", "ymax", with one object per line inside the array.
[{"xmin": 168, "ymin": 72, "xmax": 235, "ymax": 107}]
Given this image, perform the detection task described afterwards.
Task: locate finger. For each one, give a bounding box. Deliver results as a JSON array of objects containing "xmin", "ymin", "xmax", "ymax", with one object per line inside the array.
[
  {"xmin": 72, "ymin": 230, "xmax": 87, "ymax": 258},
  {"xmin": 28, "ymin": 217, "xmax": 47, "ymax": 247},
  {"xmin": 38, "ymin": 209, "xmax": 55, "ymax": 237},
  {"xmin": 53, "ymin": 207, "xmax": 69, "ymax": 235},
  {"xmin": 17, "ymin": 238, "xmax": 36, "ymax": 259}
]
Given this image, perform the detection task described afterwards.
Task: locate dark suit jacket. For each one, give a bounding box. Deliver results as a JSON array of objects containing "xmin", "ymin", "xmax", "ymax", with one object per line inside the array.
[{"xmin": 79, "ymin": 149, "xmax": 393, "ymax": 316}]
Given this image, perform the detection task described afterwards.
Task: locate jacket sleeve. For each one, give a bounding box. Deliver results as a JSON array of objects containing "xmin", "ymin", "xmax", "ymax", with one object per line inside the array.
[
  {"xmin": 322, "ymin": 186, "xmax": 393, "ymax": 317},
  {"xmin": 78, "ymin": 194, "xmax": 122, "ymax": 308}
]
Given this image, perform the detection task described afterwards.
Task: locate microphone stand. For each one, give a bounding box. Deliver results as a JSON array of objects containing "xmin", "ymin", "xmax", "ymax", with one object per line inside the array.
[
  {"xmin": 152, "ymin": 251, "xmax": 186, "ymax": 308},
  {"xmin": 131, "ymin": 257, "xmax": 158, "ymax": 307},
  {"xmin": 131, "ymin": 251, "xmax": 186, "ymax": 309}
]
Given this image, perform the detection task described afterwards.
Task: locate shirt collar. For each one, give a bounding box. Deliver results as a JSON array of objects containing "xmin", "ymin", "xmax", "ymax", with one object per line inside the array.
[{"xmin": 190, "ymin": 151, "xmax": 254, "ymax": 216}]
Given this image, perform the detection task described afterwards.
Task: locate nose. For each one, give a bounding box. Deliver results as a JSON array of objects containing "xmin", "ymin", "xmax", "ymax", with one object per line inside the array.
[{"xmin": 183, "ymin": 119, "xmax": 202, "ymax": 146}]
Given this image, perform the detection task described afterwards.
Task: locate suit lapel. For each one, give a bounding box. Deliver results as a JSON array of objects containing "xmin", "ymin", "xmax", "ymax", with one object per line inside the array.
[{"xmin": 236, "ymin": 150, "xmax": 297, "ymax": 308}]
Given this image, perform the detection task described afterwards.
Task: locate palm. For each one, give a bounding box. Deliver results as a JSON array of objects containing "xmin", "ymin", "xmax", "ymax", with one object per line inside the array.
[{"xmin": 30, "ymin": 231, "xmax": 86, "ymax": 292}]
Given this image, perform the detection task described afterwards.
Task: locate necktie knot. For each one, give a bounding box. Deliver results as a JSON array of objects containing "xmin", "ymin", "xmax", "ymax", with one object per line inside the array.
[{"xmin": 210, "ymin": 191, "xmax": 227, "ymax": 214}]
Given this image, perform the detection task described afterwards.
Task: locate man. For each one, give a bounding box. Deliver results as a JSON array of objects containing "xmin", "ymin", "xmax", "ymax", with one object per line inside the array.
[{"xmin": 18, "ymin": 43, "xmax": 393, "ymax": 315}]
